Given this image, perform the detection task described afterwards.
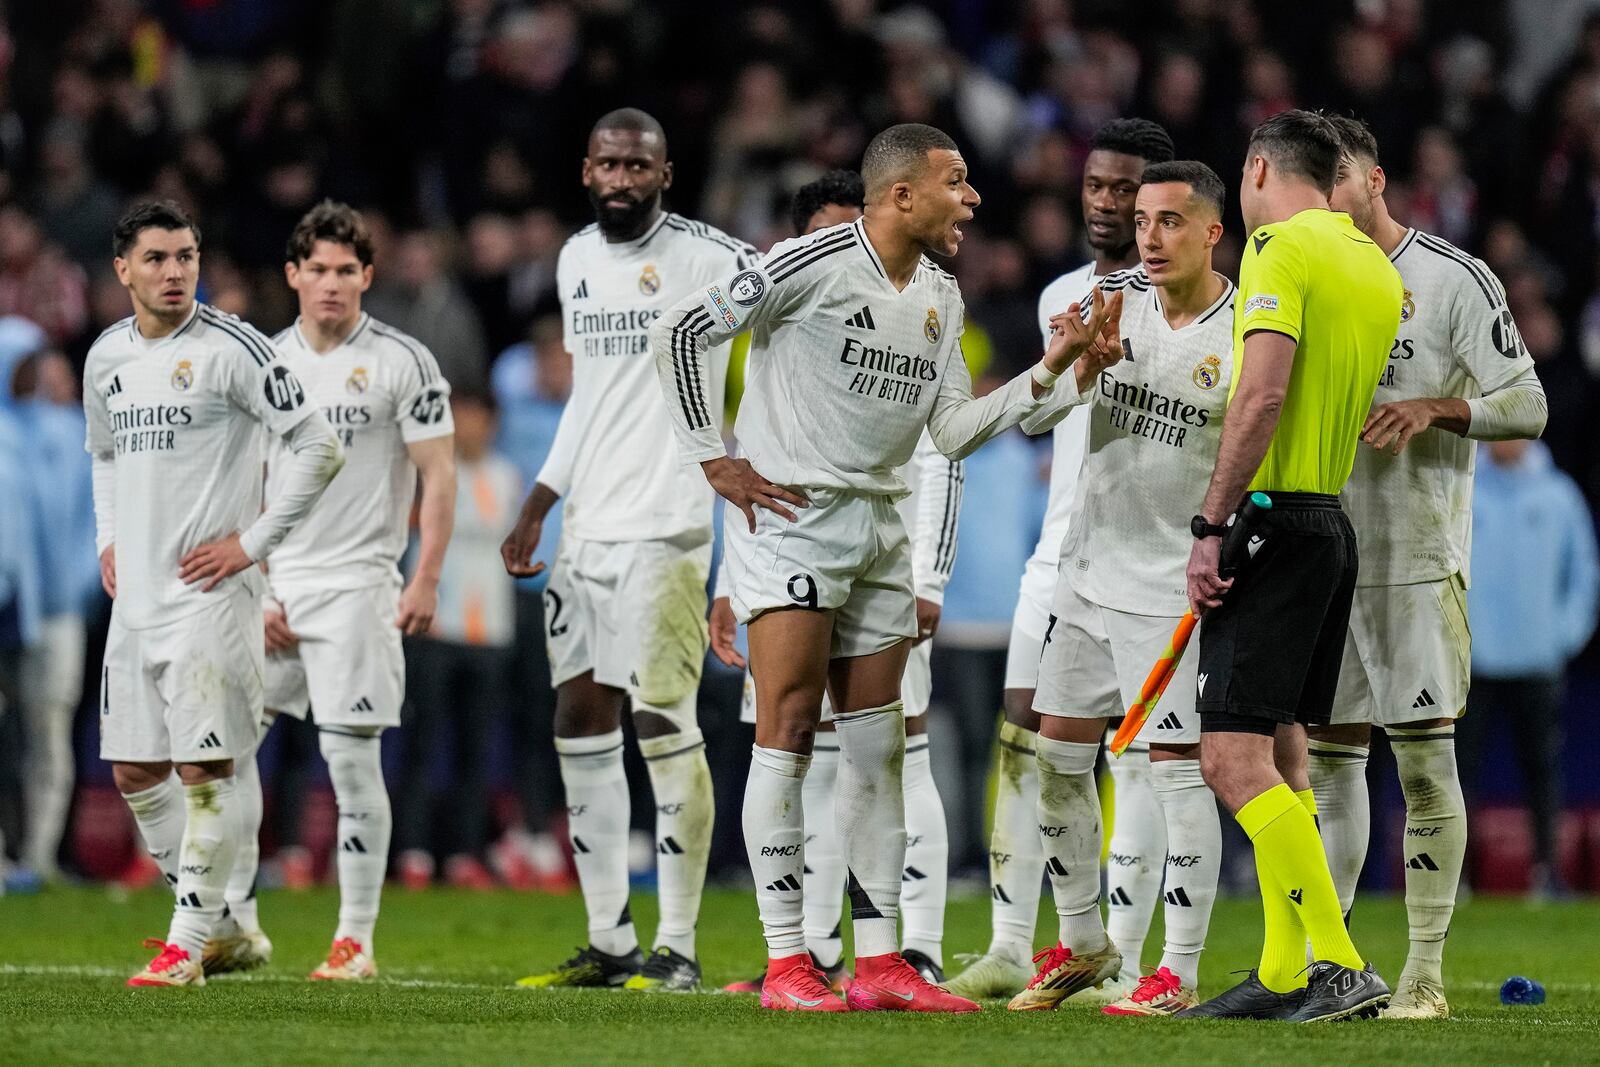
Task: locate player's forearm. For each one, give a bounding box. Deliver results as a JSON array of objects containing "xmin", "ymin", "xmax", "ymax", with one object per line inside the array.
[
  {"xmin": 410, "ymin": 459, "xmax": 457, "ymax": 587},
  {"xmin": 929, "ymin": 369, "xmax": 1049, "ymax": 459},
  {"xmin": 519, "ymin": 481, "xmax": 562, "ymax": 525},
  {"xmin": 1200, "ymin": 392, "xmax": 1281, "ymax": 523},
  {"xmin": 241, "ymin": 417, "xmax": 344, "ymax": 562},
  {"xmin": 1464, "ymin": 368, "xmax": 1547, "ymax": 441},
  {"xmin": 651, "ymin": 302, "xmax": 730, "ymax": 464},
  {"xmin": 91, "ymin": 454, "xmax": 115, "ymax": 555}
]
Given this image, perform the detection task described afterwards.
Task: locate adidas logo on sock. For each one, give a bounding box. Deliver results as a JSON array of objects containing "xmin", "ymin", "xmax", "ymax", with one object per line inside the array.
[
  {"xmin": 902, "ymin": 866, "xmax": 926, "ymax": 882},
  {"xmin": 844, "ymin": 305, "xmax": 876, "ymax": 329},
  {"xmin": 1108, "ymin": 887, "xmax": 1133, "ymax": 906},
  {"xmin": 341, "ymin": 836, "xmax": 367, "ymax": 854},
  {"xmin": 1412, "ymin": 688, "xmax": 1437, "ymax": 709},
  {"xmin": 1046, "ymin": 857, "xmax": 1070, "ymax": 877},
  {"xmin": 571, "ymin": 836, "xmax": 591, "ymax": 854},
  {"xmin": 1155, "ymin": 712, "xmax": 1183, "ymax": 731},
  {"xmin": 1407, "ymin": 853, "xmax": 1440, "ymax": 871},
  {"xmin": 992, "ymin": 884, "xmax": 1013, "ymax": 904},
  {"xmin": 765, "ymin": 873, "xmax": 802, "ymax": 893},
  {"xmin": 1164, "ymin": 886, "xmax": 1193, "ymax": 907},
  {"xmin": 1288, "ymin": 888, "xmax": 1304, "ymax": 905},
  {"xmin": 572, "ymin": 279, "xmax": 588, "ymax": 300},
  {"xmin": 176, "ymin": 892, "xmax": 201, "ymax": 908},
  {"xmin": 197, "ymin": 731, "xmax": 223, "ymax": 750},
  {"xmin": 657, "ymin": 836, "xmax": 684, "ymax": 855}
]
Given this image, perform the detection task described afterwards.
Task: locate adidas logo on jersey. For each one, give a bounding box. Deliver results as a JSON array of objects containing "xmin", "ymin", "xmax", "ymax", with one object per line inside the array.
[
  {"xmin": 1107, "ymin": 887, "xmax": 1133, "ymax": 907},
  {"xmin": 349, "ymin": 696, "xmax": 374, "ymax": 715},
  {"xmin": 765, "ymin": 873, "xmax": 802, "ymax": 893},
  {"xmin": 1412, "ymin": 688, "xmax": 1437, "ymax": 709},
  {"xmin": 572, "ymin": 279, "xmax": 589, "ymax": 300},
  {"xmin": 1407, "ymin": 853, "xmax": 1440, "ymax": 871},
  {"xmin": 197, "ymin": 731, "xmax": 223, "ymax": 750},
  {"xmin": 844, "ymin": 305, "xmax": 876, "ymax": 330},
  {"xmin": 1155, "ymin": 712, "xmax": 1183, "ymax": 731},
  {"xmin": 105, "ymin": 374, "xmax": 123, "ymax": 398},
  {"xmin": 1164, "ymin": 886, "xmax": 1193, "ymax": 907},
  {"xmin": 657, "ymin": 836, "xmax": 685, "ymax": 855}
]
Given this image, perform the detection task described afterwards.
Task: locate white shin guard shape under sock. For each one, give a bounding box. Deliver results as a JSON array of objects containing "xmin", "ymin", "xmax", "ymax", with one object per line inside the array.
[
  {"xmin": 1036, "ymin": 735, "xmax": 1108, "ymax": 956},
  {"xmin": 555, "ymin": 729, "xmax": 637, "ymax": 957},
  {"xmin": 123, "ymin": 776, "xmax": 185, "ymax": 892},
  {"xmin": 1106, "ymin": 745, "xmax": 1164, "ymax": 971},
  {"xmin": 167, "ymin": 776, "xmax": 240, "ymax": 959},
  {"xmin": 987, "ymin": 721, "xmax": 1042, "ymax": 959},
  {"xmin": 900, "ymin": 734, "xmax": 949, "ymax": 967},
  {"xmin": 1149, "ymin": 757, "xmax": 1220, "ymax": 990},
  {"xmin": 1390, "ymin": 724, "xmax": 1467, "ymax": 987},
  {"xmin": 639, "ymin": 723, "xmax": 714, "ymax": 960},
  {"xmin": 834, "ymin": 700, "xmax": 907, "ymax": 960},
  {"xmin": 745, "ymin": 744, "xmax": 811, "ymax": 958}
]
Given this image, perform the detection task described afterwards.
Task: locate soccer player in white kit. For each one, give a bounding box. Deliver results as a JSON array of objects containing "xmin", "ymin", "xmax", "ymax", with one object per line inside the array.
[
  {"xmin": 653, "ymin": 122, "xmax": 1123, "ymax": 1013},
  {"xmin": 85, "ymin": 202, "xmax": 343, "ymax": 986},
  {"xmin": 1005, "ymin": 162, "xmax": 1233, "ymax": 1015},
  {"xmin": 209, "ymin": 201, "xmax": 458, "ymax": 981},
  {"xmin": 500, "ymin": 110, "xmax": 755, "ymax": 993},
  {"xmin": 949, "ymin": 118, "xmax": 1176, "ymax": 1002},
  {"xmin": 1315, "ymin": 117, "xmax": 1547, "ymax": 1019},
  {"xmin": 712, "ymin": 172, "xmax": 963, "ymax": 993}
]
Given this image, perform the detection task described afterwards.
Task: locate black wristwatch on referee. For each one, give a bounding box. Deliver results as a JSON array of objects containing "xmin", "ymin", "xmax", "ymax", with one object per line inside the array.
[{"xmin": 1190, "ymin": 514, "xmax": 1227, "ymax": 540}]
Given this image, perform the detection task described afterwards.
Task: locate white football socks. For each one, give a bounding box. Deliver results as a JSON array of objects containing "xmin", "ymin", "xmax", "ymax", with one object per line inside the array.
[
  {"xmin": 1390, "ymin": 724, "xmax": 1467, "ymax": 988},
  {"xmin": 1149, "ymin": 758, "xmax": 1220, "ymax": 990},
  {"xmin": 167, "ymin": 776, "xmax": 240, "ymax": 960},
  {"xmin": 224, "ymin": 715, "xmax": 272, "ymax": 934},
  {"xmin": 555, "ymin": 729, "xmax": 637, "ymax": 958},
  {"xmin": 1106, "ymin": 745, "xmax": 1164, "ymax": 971},
  {"xmin": 639, "ymin": 724, "xmax": 714, "ymax": 960},
  {"xmin": 123, "ymin": 776, "xmax": 184, "ymax": 891},
  {"xmin": 987, "ymin": 720, "xmax": 1041, "ymax": 961},
  {"xmin": 1307, "ymin": 739, "xmax": 1370, "ymax": 917},
  {"xmin": 745, "ymin": 744, "xmax": 811, "ymax": 957},
  {"xmin": 834, "ymin": 700, "xmax": 907, "ymax": 959},
  {"xmin": 1036, "ymin": 735, "xmax": 1108, "ymax": 956},
  {"xmin": 321, "ymin": 730, "xmax": 390, "ymax": 956},
  {"xmin": 800, "ymin": 736, "xmax": 844, "ymax": 967},
  {"xmin": 900, "ymin": 734, "xmax": 949, "ymax": 967}
]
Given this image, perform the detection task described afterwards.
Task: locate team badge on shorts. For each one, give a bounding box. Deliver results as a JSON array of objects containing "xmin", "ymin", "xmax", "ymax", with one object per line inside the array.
[
  {"xmin": 639, "ymin": 264, "xmax": 661, "ymax": 296},
  {"xmin": 924, "ymin": 307, "xmax": 941, "ymax": 343},
  {"xmin": 346, "ymin": 366, "xmax": 369, "ymax": 395},
  {"xmin": 170, "ymin": 360, "xmax": 194, "ymax": 391},
  {"xmin": 730, "ymin": 270, "xmax": 766, "ymax": 306},
  {"xmin": 1192, "ymin": 354, "xmax": 1222, "ymax": 389},
  {"xmin": 1400, "ymin": 288, "xmax": 1415, "ymax": 323}
]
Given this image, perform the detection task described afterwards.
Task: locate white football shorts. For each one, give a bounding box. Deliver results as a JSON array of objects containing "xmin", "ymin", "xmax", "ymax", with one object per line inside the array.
[
  {"xmin": 1331, "ymin": 574, "xmax": 1470, "ymax": 727},
  {"xmin": 264, "ymin": 579, "xmax": 405, "ymax": 728}
]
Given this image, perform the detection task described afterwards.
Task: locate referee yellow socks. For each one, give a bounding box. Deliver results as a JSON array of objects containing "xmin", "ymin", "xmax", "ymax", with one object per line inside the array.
[{"xmin": 1239, "ymin": 783, "xmax": 1363, "ymax": 991}]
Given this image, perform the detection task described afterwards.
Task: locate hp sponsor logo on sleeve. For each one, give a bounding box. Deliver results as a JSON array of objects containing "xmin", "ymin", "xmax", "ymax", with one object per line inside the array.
[
  {"xmin": 264, "ymin": 365, "xmax": 305, "ymax": 412},
  {"xmin": 410, "ymin": 387, "xmax": 448, "ymax": 425}
]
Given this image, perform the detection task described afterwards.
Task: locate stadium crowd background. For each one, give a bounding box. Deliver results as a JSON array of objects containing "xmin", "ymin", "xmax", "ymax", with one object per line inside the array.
[{"xmin": 0, "ymin": 0, "xmax": 1598, "ymax": 899}]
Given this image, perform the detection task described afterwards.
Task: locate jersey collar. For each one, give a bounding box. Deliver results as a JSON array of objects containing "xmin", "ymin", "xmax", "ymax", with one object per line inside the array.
[
  {"xmin": 292, "ymin": 311, "xmax": 370, "ymax": 355},
  {"xmin": 130, "ymin": 301, "xmax": 200, "ymax": 348},
  {"xmin": 598, "ymin": 210, "xmax": 670, "ymax": 254},
  {"xmin": 1389, "ymin": 228, "xmax": 1418, "ymax": 262},
  {"xmin": 1148, "ymin": 272, "xmax": 1234, "ymax": 331}
]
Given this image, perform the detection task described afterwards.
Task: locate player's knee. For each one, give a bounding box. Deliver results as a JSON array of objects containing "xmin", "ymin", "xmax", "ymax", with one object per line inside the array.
[
  {"xmin": 318, "ymin": 730, "xmax": 386, "ymax": 808},
  {"xmin": 632, "ymin": 692, "xmax": 696, "ymax": 739},
  {"xmin": 1038, "ymin": 714, "xmax": 1103, "ymax": 745},
  {"xmin": 1002, "ymin": 689, "xmax": 1040, "ymax": 732},
  {"xmin": 113, "ymin": 761, "xmax": 171, "ymax": 795},
  {"xmin": 1307, "ymin": 721, "xmax": 1371, "ymax": 748}
]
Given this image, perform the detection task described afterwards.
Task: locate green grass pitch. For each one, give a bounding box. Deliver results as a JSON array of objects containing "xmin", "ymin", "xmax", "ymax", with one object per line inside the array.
[{"xmin": 2, "ymin": 886, "xmax": 1595, "ymax": 1065}]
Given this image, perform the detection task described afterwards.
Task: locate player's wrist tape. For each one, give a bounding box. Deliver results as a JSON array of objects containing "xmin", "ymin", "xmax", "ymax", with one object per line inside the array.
[{"xmin": 1030, "ymin": 362, "xmax": 1061, "ymax": 388}]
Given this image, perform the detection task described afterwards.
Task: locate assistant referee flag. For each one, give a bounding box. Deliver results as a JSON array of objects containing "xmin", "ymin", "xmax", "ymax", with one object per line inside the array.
[{"xmin": 1232, "ymin": 207, "xmax": 1402, "ymax": 494}]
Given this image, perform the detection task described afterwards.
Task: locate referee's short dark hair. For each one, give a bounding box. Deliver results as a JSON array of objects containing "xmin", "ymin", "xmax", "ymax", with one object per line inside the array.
[
  {"xmin": 789, "ymin": 170, "xmax": 865, "ymax": 235},
  {"xmin": 862, "ymin": 123, "xmax": 959, "ymax": 200},
  {"xmin": 1140, "ymin": 160, "xmax": 1226, "ymax": 216},
  {"xmin": 113, "ymin": 200, "xmax": 199, "ymax": 259},
  {"xmin": 1090, "ymin": 118, "xmax": 1175, "ymax": 165},
  {"xmin": 1327, "ymin": 114, "xmax": 1380, "ymax": 166},
  {"xmin": 286, "ymin": 200, "xmax": 374, "ymax": 267},
  {"xmin": 1247, "ymin": 109, "xmax": 1342, "ymax": 195}
]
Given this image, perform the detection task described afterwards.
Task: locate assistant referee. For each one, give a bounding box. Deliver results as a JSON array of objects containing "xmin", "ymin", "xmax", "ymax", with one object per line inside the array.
[{"xmin": 1177, "ymin": 110, "xmax": 1402, "ymax": 1023}]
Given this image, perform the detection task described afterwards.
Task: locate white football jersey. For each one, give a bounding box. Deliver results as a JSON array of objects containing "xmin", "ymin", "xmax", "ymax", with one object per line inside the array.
[
  {"xmin": 84, "ymin": 303, "xmax": 316, "ymax": 629},
  {"xmin": 1019, "ymin": 263, "xmax": 1100, "ymax": 604},
  {"xmin": 542, "ymin": 212, "xmax": 755, "ymax": 542},
  {"xmin": 656, "ymin": 218, "xmax": 1057, "ymax": 496},
  {"xmin": 1340, "ymin": 229, "xmax": 1536, "ymax": 587},
  {"xmin": 265, "ymin": 314, "xmax": 454, "ymax": 593},
  {"xmin": 1058, "ymin": 267, "xmax": 1235, "ymax": 615}
]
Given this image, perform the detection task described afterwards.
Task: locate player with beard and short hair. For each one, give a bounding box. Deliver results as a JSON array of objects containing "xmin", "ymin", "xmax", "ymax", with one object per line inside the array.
[
  {"xmin": 949, "ymin": 117, "xmax": 1176, "ymax": 1003},
  {"xmin": 1313, "ymin": 115, "xmax": 1546, "ymax": 1020},
  {"xmin": 653, "ymin": 122, "xmax": 1123, "ymax": 1013},
  {"xmin": 86, "ymin": 201, "xmax": 343, "ymax": 986},
  {"xmin": 501, "ymin": 108, "xmax": 756, "ymax": 993}
]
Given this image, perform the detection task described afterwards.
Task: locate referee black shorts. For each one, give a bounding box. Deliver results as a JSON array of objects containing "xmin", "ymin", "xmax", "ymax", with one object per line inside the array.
[{"xmin": 1196, "ymin": 492, "xmax": 1358, "ymax": 736}]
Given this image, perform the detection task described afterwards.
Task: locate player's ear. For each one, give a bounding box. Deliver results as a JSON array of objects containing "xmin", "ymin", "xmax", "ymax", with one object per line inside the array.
[
  {"xmin": 113, "ymin": 256, "xmax": 128, "ymax": 285},
  {"xmin": 580, "ymin": 156, "xmax": 593, "ymax": 188},
  {"xmin": 1370, "ymin": 164, "xmax": 1387, "ymax": 198},
  {"xmin": 660, "ymin": 160, "xmax": 674, "ymax": 192},
  {"xmin": 284, "ymin": 261, "xmax": 298, "ymax": 289},
  {"xmin": 359, "ymin": 263, "xmax": 374, "ymax": 293},
  {"xmin": 1205, "ymin": 219, "xmax": 1223, "ymax": 249},
  {"xmin": 892, "ymin": 180, "xmax": 914, "ymax": 213}
]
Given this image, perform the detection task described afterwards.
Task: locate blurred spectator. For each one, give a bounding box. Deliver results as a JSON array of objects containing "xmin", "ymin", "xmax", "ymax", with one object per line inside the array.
[
  {"xmin": 31, "ymin": 119, "xmax": 122, "ymax": 271},
  {"xmin": 0, "ymin": 205, "xmax": 88, "ymax": 345},
  {"xmin": 365, "ymin": 228, "xmax": 489, "ymax": 395},
  {"xmin": 396, "ymin": 389, "xmax": 520, "ymax": 889},
  {"xmin": 1462, "ymin": 438, "xmax": 1600, "ymax": 896}
]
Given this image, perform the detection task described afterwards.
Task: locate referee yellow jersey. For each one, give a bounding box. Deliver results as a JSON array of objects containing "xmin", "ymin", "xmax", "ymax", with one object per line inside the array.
[{"xmin": 1232, "ymin": 207, "xmax": 1402, "ymax": 494}]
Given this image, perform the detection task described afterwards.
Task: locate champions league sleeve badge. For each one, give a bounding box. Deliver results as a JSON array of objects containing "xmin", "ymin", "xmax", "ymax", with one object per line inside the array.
[{"xmin": 729, "ymin": 269, "xmax": 766, "ymax": 307}]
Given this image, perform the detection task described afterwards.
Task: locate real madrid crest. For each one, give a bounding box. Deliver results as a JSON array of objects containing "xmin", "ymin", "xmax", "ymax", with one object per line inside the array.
[
  {"xmin": 1192, "ymin": 353, "xmax": 1222, "ymax": 390},
  {"xmin": 1400, "ymin": 288, "xmax": 1415, "ymax": 323},
  {"xmin": 639, "ymin": 263, "xmax": 661, "ymax": 296},
  {"xmin": 170, "ymin": 359, "xmax": 194, "ymax": 391},
  {"xmin": 924, "ymin": 307, "xmax": 941, "ymax": 343},
  {"xmin": 347, "ymin": 366, "xmax": 369, "ymax": 395}
]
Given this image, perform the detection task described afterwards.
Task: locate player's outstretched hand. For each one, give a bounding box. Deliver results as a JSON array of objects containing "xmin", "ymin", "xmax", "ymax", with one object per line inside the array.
[
  {"xmin": 1361, "ymin": 398, "xmax": 1435, "ymax": 455},
  {"xmin": 99, "ymin": 545, "xmax": 116, "ymax": 599},
  {"xmin": 264, "ymin": 603, "xmax": 298, "ymax": 652},
  {"xmin": 501, "ymin": 484, "xmax": 558, "ymax": 578},
  {"xmin": 702, "ymin": 455, "xmax": 809, "ymax": 532},
  {"xmin": 710, "ymin": 596, "xmax": 745, "ymax": 668},
  {"xmin": 179, "ymin": 532, "xmax": 253, "ymax": 593},
  {"xmin": 396, "ymin": 578, "xmax": 439, "ymax": 636},
  {"xmin": 1185, "ymin": 534, "xmax": 1233, "ymax": 615},
  {"xmin": 1043, "ymin": 287, "xmax": 1125, "ymax": 388},
  {"xmin": 914, "ymin": 597, "xmax": 941, "ymax": 645}
]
